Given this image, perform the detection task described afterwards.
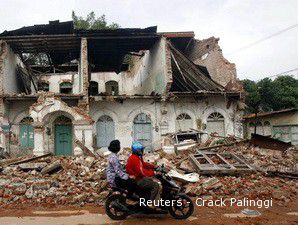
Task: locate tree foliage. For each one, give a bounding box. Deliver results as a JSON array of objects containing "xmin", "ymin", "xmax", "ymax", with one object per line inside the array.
[
  {"xmin": 72, "ymin": 11, "xmax": 120, "ymax": 30},
  {"xmin": 243, "ymin": 75, "xmax": 298, "ymax": 113}
]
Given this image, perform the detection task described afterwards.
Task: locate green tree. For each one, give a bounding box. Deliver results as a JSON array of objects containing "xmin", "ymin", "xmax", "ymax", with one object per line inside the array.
[
  {"xmin": 257, "ymin": 77, "xmax": 275, "ymax": 111},
  {"xmin": 72, "ymin": 11, "xmax": 120, "ymax": 30},
  {"xmin": 242, "ymin": 79, "xmax": 261, "ymax": 113},
  {"xmin": 271, "ymin": 76, "xmax": 298, "ymax": 110},
  {"xmin": 242, "ymin": 75, "xmax": 298, "ymax": 113}
]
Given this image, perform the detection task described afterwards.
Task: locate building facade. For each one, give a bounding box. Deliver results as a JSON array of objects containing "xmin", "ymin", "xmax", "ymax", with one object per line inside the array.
[
  {"xmin": 243, "ymin": 108, "xmax": 298, "ymax": 145},
  {"xmin": 0, "ymin": 21, "xmax": 243, "ymax": 156}
]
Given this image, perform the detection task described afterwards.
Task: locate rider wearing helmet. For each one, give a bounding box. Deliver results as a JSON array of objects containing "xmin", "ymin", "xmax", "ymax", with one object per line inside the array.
[
  {"xmin": 126, "ymin": 142, "xmax": 160, "ymax": 201},
  {"xmin": 106, "ymin": 140, "xmax": 137, "ymax": 196}
]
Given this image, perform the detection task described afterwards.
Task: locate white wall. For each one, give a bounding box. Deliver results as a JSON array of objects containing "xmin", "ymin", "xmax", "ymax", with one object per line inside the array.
[
  {"xmin": 38, "ymin": 73, "xmax": 81, "ymax": 94},
  {"xmin": 90, "ymin": 98, "xmax": 162, "ymax": 149},
  {"xmin": 165, "ymin": 96, "xmax": 243, "ymax": 139},
  {"xmin": 90, "ymin": 38, "xmax": 169, "ymax": 96},
  {"xmin": 91, "ymin": 72, "xmax": 122, "ymax": 94},
  {"xmin": 5, "ymin": 100, "xmax": 36, "ymax": 156},
  {"xmin": 122, "ymin": 38, "xmax": 168, "ymax": 95},
  {"xmin": 3, "ymin": 45, "xmax": 24, "ymax": 94},
  {"xmin": 89, "ymin": 96, "xmax": 243, "ymax": 150},
  {"xmin": 4, "ymin": 95, "xmax": 243, "ymax": 155}
]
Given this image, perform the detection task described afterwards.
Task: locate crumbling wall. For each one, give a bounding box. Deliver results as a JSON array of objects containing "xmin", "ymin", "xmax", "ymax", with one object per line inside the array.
[
  {"xmin": 29, "ymin": 94, "xmax": 94, "ymax": 156},
  {"xmin": 89, "ymin": 95, "xmax": 242, "ymax": 151},
  {"xmin": 1, "ymin": 43, "xmax": 25, "ymax": 94},
  {"xmin": 38, "ymin": 73, "xmax": 80, "ymax": 94},
  {"xmin": 0, "ymin": 41, "xmax": 6, "ymax": 96},
  {"xmin": 89, "ymin": 98, "xmax": 162, "ymax": 150},
  {"xmin": 4, "ymin": 100, "xmax": 36, "ymax": 156},
  {"xmin": 90, "ymin": 38, "xmax": 173, "ymax": 96},
  {"xmin": 91, "ymin": 72, "xmax": 123, "ymax": 94},
  {"xmin": 122, "ymin": 37, "xmax": 171, "ymax": 95},
  {"xmin": 0, "ymin": 41, "xmax": 7, "ymax": 116},
  {"xmin": 187, "ymin": 37, "xmax": 237, "ymax": 88},
  {"xmin": 165, "ymin": 96, "xmax": 243, "ymax": 139},
  {"xmin": 244, "ymin": 112, "xmax": 298, "ymax": 139},
  {"xmin": 78, "ymin": 38, "xmax": 89, "ymax": 111}
]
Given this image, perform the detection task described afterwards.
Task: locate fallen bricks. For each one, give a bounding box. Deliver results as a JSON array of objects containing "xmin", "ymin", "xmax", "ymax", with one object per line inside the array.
[
  {"xmin": 0, "ymin": 142, "xmax": 296, "ymax": 208},
  {"xmin": 18, "ymin": 163, "xmax": 47, "ymax": 172},
  {"xmin": 0, "ymin": 153, "xmax": 53, "ymax": 167},
  {"xmin": 41, "ymin": 161, "xmax": 63, "ymax": 175}
]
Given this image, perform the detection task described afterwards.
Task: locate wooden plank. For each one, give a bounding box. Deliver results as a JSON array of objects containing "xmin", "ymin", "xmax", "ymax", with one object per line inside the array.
[
  {"xmin": 230, "ymin": 153, "xmax": 254, "ymax": 170},
  {"xmin": 8, "ymin": 153, "xmax": 52, "ymax": 166},
  {"xmin": 215, "ymin": 153, "xmax": 236, "ymax": 170},
  {"xmin": 190, "ymin": 151, "xmax": 255, "ymax": 175}
]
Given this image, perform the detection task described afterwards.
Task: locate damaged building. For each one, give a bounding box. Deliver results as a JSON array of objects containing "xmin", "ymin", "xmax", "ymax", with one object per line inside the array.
[{"xmin": 0, "ymin": 20, "xmax": 244, "ymax": 156}]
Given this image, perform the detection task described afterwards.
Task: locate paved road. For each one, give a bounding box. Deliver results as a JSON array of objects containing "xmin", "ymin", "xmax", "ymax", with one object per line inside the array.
[{"xmin": 0, "ymin": 203, "xmax": 297, "ymax": 225}]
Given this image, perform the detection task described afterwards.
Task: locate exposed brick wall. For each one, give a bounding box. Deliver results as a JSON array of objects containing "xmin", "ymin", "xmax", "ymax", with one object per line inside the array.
[
  {"xmin": 0, "ymin": 41, "xmax": 7, "ymax": 116},
  {"xmin": 0, "ymin": 41, "xmax": 7, "ymax": 96},
  {"xmin": 78, "ymin": 38, "xmax": 89, "ymax": 111},
  {"xmin": 187, "ymin": 37, "xmax": 237, "ymax": 88},
  {"xmin": 165, "ymin": 41, "xmax": 173, "ymax": 94}
]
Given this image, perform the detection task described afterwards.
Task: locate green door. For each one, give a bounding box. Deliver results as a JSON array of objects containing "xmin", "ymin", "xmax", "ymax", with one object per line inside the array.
[
  {"xmin": 20, "ymin": 124, "xmax": 34, "ymax": 148},
  {"xmin": 55, "ymin": 125, "xmax": 72, "ymax": 155}
]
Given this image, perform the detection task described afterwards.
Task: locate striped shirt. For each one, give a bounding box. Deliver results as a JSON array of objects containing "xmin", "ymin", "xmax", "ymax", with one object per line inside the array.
[{"xmin": 106, "ymin": 152, "xmax": 128, "ymax": 186}]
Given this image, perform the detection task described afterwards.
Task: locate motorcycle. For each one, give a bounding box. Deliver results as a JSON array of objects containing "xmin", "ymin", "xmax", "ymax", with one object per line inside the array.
[{"xmin": 105, "ymin": 165, "xmax": 194, "ymax": 220}]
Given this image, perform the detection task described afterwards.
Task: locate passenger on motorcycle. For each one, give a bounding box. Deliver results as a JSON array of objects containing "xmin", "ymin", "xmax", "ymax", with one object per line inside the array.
[
  {"xmin": 126, "ymin": 142, "xmax": 160, "ymax": 201},
  {"xmin": 106, "ymin": 140, "xmax": 137, "ymax": 196}
]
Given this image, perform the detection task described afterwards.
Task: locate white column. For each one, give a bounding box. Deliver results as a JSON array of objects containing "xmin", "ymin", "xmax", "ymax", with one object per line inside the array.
[
  {"xmin": 84, "ymin": 125, "xmax": 94, "ymax": 153},
  {"xmin": 33, "ymin": 127, "xmax": 45, "ymax": 156},
  {"xmin": 73, "ymin": 126, "xmax": 83, "ymax": 155}
]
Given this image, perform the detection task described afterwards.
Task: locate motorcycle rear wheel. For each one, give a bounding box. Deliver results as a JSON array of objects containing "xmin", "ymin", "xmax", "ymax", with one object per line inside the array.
[
  {"xmin": 168, "ymin": 194, "xmax": 194, "ymax": 219},
  {"xmin": 105, "ymin": 194, "xmax": 129, "ymax": 220}
]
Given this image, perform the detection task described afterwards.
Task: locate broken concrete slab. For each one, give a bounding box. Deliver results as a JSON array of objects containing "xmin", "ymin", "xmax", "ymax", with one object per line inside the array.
[
  {"xmin": 179, "ymin": 160, "xmax": 194, "ymax": 173},
  {"xmin": 41, "ymin": 161, "xmax": 62, "ymax": 175},
  {"xmin": 168, "ymin": 169, "xmax": 200, "ymax": 183},
  {"xmin": 241, "ymin": 208, "xmax": 261, "ymax": 216},
  {"xmin": 201, "ymin": 177, "xmax": 222, "ymax": 190},
  {"xmin": 18, "ymin": 163, "xmax": 47, "ymax": 172},
  {"xmin": 25, "ymin": 186, "xmax": 34, "ymax": 199}
]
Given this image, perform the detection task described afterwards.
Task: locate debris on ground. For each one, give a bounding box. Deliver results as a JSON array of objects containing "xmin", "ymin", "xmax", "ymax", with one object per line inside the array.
[
  {"xmin": 241, "ymin": 208, "xmax": 261, "ymax": 216},
  {"xmin": 189, "ymin": 151, "xmax": 254, "ymax": 175},
  {"xmin": 167, "ymin": 169, "xmax": 200, "ymax": 183},
  {"xmin": 0, "ymin": 138, "xmax": 297, "ymax": 208}
]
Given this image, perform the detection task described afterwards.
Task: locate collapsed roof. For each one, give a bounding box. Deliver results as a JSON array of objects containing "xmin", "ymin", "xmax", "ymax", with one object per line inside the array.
[
  {"xmin": 0, "ymin": 20, "xmax": 159, "ymax": 72},
  {"xmin": 169, "ymin": 43, "xmax": 224, "ymax": 92},
  {"xmin": 0, "ymin": 20, "xmax": 240, "ymax": 95}
]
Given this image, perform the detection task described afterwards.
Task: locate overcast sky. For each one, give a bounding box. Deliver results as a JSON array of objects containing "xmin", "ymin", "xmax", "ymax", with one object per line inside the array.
[{"xmin": 0, "ymin": 0, "xmax": 297, "ymax": 81}]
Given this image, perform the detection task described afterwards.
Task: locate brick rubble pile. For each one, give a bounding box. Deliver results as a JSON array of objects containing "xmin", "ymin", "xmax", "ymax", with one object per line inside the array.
[{"xmin": 0, "ymin": 142, "xmax": 297, "ymax": 208}]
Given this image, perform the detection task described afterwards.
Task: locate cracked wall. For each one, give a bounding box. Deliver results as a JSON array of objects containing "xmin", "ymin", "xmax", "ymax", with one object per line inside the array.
[{"xmin": 187, "ymin": 37, "xmax": 237, "ymax": 88}]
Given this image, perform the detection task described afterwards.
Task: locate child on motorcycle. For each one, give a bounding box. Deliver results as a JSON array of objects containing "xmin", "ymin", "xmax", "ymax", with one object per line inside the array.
[
  {"xmin": 106, "ymin": 140, "xmax": 136, "ymax": 196},
  {"xmin": 126, "ymin": 142, "xmax": 160, "ymax": 201}
]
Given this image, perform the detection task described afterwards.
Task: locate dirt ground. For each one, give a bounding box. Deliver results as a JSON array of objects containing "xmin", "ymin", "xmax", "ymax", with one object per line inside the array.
[{"xmin": 0, "ymin": 197, "xmax": 297, "ymax": 225}]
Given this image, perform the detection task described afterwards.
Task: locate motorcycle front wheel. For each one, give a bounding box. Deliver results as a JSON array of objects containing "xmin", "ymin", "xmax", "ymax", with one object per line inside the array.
[
  {"xmin": 168, "ymin": 193, "xmax": 194, "ymax": 219},
  {"xmin": 105, "ymin": 194, "xmax": 129, "ymax": 220}
]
